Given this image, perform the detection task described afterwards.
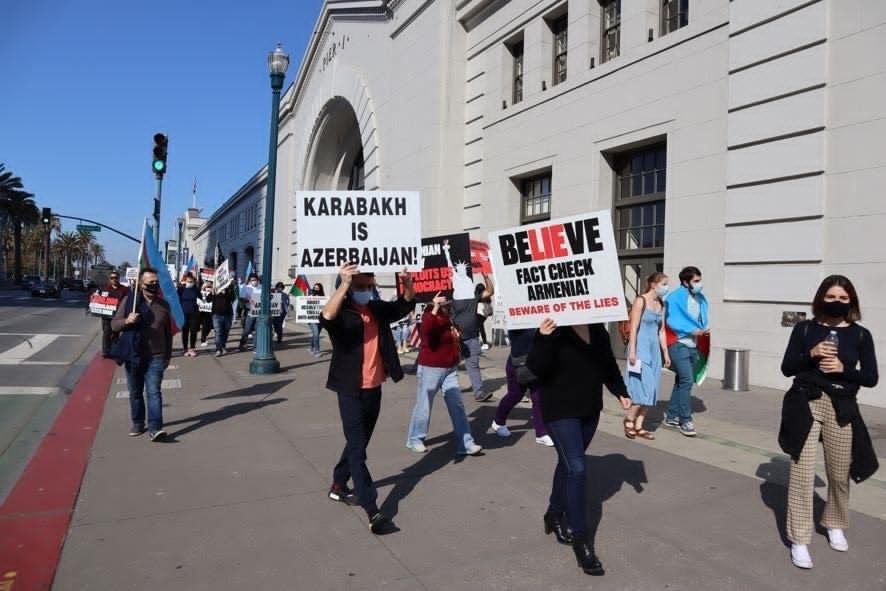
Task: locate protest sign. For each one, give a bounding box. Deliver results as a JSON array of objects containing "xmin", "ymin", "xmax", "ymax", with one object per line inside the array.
[
  {"xmin": 488, "ymin": 211, "xmax": 627, "ymax": 329},
  {"xmin": 270, "ymin": 292, "xmax": 283, "ymax": 317},
  {"xmin": 294, "ymin": 296, "xmax": 329, "ymax": 323},
  {"xmin": 200, "ymin": 267, "xmax": 215, "ymax": 283},
  {"xmin": 295, "ymin": 191, "xmax": 422, "ymax": 273},
  {"xmin": 197, "ymin": 298, "xmax": 212, "ymax": 313},
  {"xmin": 124, "ymin": 267, "xmax": 139, "ymax": 286},
  {"xmin": 214, "ymin": 260, "xmax": 232, "ymax": 292},
  {"xmin": 470, "ymin": 240, "xmax": 492, "ymax": 275},
  {"xmin": 403, "ymin": 232, "xmax": 473, "ymax": 303},
  {"xmin": 89, "ymin": 292, "xmax": 121, "ymax": 317}
]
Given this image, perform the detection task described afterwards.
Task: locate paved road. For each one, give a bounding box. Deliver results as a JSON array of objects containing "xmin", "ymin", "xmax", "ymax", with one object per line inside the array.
[{"xmin": 0, "ymin": 288, "xmax": 102, "ymax": 501}]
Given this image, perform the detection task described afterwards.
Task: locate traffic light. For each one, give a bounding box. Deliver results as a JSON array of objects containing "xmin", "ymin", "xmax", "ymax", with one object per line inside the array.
[
  {"xmin": 41, "ymin": 207, "xmax": 51, "ymax": 226},
  {"xmin": 152, "ymin": 133, "xmax": 168, "ymax": 176}
]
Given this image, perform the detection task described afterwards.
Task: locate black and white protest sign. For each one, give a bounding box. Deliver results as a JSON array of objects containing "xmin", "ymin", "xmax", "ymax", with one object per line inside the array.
[
  {"xmin": 404, "ymin": 232, "xmax": 474, "ymax": 303},
  {"xmin": 489, "ymin": 211, "xmax": 627, "ymax": 329},
  {"xmin": 295, "ymin": 191, "xmax": 422, "ymax": 273},
  {"xmin": 214, "ymin": 260, "xmax": 232, "ymax": 292},
  {"xmin": 294, "ymin": 296, "xmax": 329, "ymax": 323}
]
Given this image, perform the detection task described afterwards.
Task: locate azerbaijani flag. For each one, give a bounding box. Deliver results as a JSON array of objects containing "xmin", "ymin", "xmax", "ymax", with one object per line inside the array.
[
  {"xmin": 244, "ymin": 260, "xmax": 254, "ymax": 279},
  {"xmin": 138, "ymin": 220, "xmax": 185, "ymax": 336},
  {"xmin": 693, "ymin": 332, "xmax": 710, "ymax": 386},
  {"xmin": 290, "ymin": 274, "xmax": 310, "ymax": 296}
]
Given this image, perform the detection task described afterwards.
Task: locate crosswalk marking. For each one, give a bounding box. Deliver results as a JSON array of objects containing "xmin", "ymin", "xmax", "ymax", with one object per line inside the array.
[
  {"xmin": 0, "ymin": 334, "xmax": 59, "ymax": 365},
  {"xmin": 0, "ymin": 386, "xmax": 60, "ymax": 396},
  {"xmin": 0, "ymin": 333, "xmax": 81, "ymax": 337},
  {"xmin": 114, "ymin": 379, "xmax": 182, "ymax": 398}
]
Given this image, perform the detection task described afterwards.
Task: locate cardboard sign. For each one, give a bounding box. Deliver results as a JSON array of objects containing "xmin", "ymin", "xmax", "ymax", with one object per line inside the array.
[
  {"xmin": 197, "ymin": 298, "xmax": 212, "ymax": 313},
  {"xmin": 214, "ymin": 260, "xmax": 232, "ymax": 292},
  {"xmin": 488, "ymin": 211, "xmax": 627, "ymax": 329},
  {"xmin": 125, "ymin": 267, "xmax": 139, "ymax": 286},
  {"xmin": 200, "ymin": 267, "xmax": 215, "ymax": 283},
  {"xmin": 294, "ymin": 296, "xmax": 329, "ymax": 323},
  {"xmin": 246, "ymin": 291, "xmax": 284, "ymax": 317},
  {"xmin": 403, "ymin": 232, "xmax": 473, "ymax": 303},
  {"xmin": 295, "ymin": 191, "xmax": 422, "ymax": 273},
  {"xmin": 89, "ymin": 292, "xmax": 120, "ymax": 317}
]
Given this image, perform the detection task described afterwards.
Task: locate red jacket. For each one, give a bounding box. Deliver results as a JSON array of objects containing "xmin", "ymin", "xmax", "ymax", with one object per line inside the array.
[{"xmin": 417, "ymin": 309, "xmax": 460, "ymax": 368}]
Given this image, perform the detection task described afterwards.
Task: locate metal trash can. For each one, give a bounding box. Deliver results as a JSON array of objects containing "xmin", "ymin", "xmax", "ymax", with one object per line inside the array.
[{"xmin": 723, "ymin": 348, "xmax": 750, "ymax": 391}]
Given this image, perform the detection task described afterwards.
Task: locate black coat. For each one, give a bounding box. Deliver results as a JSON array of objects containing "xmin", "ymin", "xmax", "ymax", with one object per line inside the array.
[{"xmin": 320, "ymin": 297, "xmax": 413, "ymax": 394}]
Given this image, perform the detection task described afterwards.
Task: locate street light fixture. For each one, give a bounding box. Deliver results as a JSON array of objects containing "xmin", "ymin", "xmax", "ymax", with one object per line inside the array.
[{"xmin": 250, "ymin": 43, "xmax": 289, "ymax": 375}]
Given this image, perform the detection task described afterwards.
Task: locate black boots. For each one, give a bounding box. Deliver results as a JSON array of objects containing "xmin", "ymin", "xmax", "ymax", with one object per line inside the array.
[
  {"xmin": 543, "ymin": 511, "xmax": 573, "ymax": 545},
  {"xmin": 572, "ymin": 535, "xmax": 605, "ymax": 576}
]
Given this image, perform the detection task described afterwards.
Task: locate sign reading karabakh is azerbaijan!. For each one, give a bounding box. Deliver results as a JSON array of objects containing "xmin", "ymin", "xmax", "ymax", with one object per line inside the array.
[
  {"xmin": 488, "ymin": 211, "xmax": 627, "ymax": 329},
  {"xmin": 295, "ymin": 191, "xmax": 422, "ymax": 273}
]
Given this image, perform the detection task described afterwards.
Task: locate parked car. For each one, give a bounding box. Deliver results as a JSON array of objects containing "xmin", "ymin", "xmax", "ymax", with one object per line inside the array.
[
  {"xmin": 31, "ymin": 280, "xmax": 61, "ymax": 298},
  {"xmin": 20, "ymin": 275, "xmax": 41, "ymax": 290},
  {"xmin": 61, "ymin": 277, "xmax": 86, "ymax": 291}
]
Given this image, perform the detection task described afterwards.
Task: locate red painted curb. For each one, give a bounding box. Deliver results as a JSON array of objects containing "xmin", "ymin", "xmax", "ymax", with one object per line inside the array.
[{"xmin": 0, "ymin": 353, "xmax": 116, "ymax": 591}]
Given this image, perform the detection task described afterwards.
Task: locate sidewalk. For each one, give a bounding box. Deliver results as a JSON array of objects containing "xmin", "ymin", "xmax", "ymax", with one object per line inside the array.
[{"xmin": 51, "ymin": 324, "xmax": 886, "ymax": 590}]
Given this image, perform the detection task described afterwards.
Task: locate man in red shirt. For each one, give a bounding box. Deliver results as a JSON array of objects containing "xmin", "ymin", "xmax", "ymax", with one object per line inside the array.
[{"xmin": 99, "ymin": 271, "xmax": 130, "ymax": 358}]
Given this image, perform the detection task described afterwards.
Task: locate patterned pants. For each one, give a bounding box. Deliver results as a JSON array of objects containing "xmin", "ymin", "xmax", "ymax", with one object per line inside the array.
[{"xmin": 787, "ymin": 397, "xmax": 853, "ymax": 545}]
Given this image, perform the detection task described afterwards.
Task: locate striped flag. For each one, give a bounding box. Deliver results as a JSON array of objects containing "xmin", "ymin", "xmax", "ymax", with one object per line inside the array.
[
  {"xmin": 139, "ymin": 220, "xmax": 185, "ymax": 336},
  {"xmin": 290, "ymin": 274, "xmax": 310, "ymax": 296},
  {"xmin": 693, "ymin": 332, "xmax": 710, "ymax": 386},
  {"xmin": 245, "ymin": 260, "xmax": 254, "ymax": 279}
]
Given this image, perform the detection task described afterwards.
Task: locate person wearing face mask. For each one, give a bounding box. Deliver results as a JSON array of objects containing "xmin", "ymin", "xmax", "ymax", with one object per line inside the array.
[
  {"xmin": 623, "ymin": 272, "xmax": 672, "ymax": 440},
  {"xmin": 308, "ymin": 282, "xmax": 325, "ymax": 356},
  {"xmin": 320, "ymin": 263, "xmax": 414, "ymax": 535},
  {"xmin": 662, "ymin": 266, "xmax": 709, "ymax": 437},
  {"xmin": 99, "ymin": 271, "xmax": 129, "ymax": 358},
  {"xmin": 111, "ymin": 268, "xmax": 172, "ymax": 441},
  {"xmin": 177, "ymin": 272, "xmax": 201, "ymax": 357},
  {"xmin": 271, "ymin": 281, "xmax": 290, "ymax": 344},
  {"xmin": 197, "ymin": 280, "xmax": 214, "ymax": 347},
  {"xmin": 778, "ymin": 275, "xmax": 878, "ymax": 569},
  {"xmin": 238, "ymin": 274, "xmax": 261, "ymax": 351},
  {"xmin": 405, "ymin": 292, "xmax": 483, "ymax": 456}
]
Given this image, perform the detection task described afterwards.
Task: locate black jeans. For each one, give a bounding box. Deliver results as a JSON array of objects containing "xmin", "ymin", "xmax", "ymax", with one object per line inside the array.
[
  {"xmin": 333, "ymin": 387, "xmax": 382, "ymax": 515},
  {"xmin": 545, "ymin": 414, "xmax": 600, "ymax": 538},
  {"xmin": 181, "ymin": 312, "xmax": 200, "ymax": 350},
  {"xmin": 199, "ymin": 312, "xmax": 212, "ymax": 342},
  {"xmin": 101, "ymin": 317, "xmax": 118, "ymax": 355}
]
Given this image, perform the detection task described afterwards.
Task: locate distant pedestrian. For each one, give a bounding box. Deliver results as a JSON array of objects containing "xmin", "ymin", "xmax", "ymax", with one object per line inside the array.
[
  {"xmin": 198, "ymin": 280, "xmax": 213, "ymax": 347},
  {"xmin": 395, "ymin": 310, "xmax": 414, "ymax": 354},
  {"xmin": 662, "ymin": 266, "xmax": 709, "ymax": 437},
  {"xmin": 450, "ymin": 275, "xmax": 495, "ymax": 402},
  {"xmin": 476, "ymin": 285, "xmax": 493, "ymax": 351},
  {"xmin": 111, "ymin": 267, "xmax": 171, "ymax": 441},
  {"xmin": 238, "ymin": 274, "xmax": 261, "ymax": 351},
  {"xmin": 526, "ymin": 319, "xmax": 631, "ymax": 576},
  {"xmin": 321, "ymin": 264, "xmax": 414, "ymax": 535},
  {"xmin": 272, "ymin": 281, "xmax": 290, "ymax": 343},
  {"xmin": 178, "ymin": 272, "xmax": 200, "ymax": 357},
  {"xmin": 779, "ymin": 275, "xmax": 879, "ymax": 569},
  {"xmin": 623, "ymin": 272, "xmax": 671, "ymax": 440},
  {"xmin": 209, "ymin": 281, "xmax": 236, "ymax": 357},
  {"xmin": 99, "ymin": 271, "xmax": 129, "ymax": 358},
  {"xmin": 406, "ymin": 292, "xmax": 482, "ymax": 456},
  {"xmin": 308, "ymin": 282, "xmax": 325, "ymax": 356}
]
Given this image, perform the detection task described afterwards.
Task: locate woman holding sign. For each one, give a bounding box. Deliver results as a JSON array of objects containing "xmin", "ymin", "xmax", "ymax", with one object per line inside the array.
[{"xmin": 527, "ymin": 319, "xmax": 631, "ymax": 576}]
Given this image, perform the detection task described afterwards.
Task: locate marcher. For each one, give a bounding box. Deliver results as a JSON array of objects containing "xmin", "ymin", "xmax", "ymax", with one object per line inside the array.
[
  {"xmin": 308, "ymin": 282, "xmax": 325, "ymax": 356},
  {"xmin": 527, "ymin": 319, "xmax": 631, "ymax": 576},
  {"xmin": 779, "ymin": 275, "xmax": 879, "ymax": 569},
  {"xmin": 198, "ymin": 280, "xmax": 214, "ymax": 347},
  {"xmin": 98, "ymin": 271, "xmax": 129, "ymax": 358},
  {"xmin": 406, "ymin": 292, "xmax": 483, "ymax": 456},
  {"xmin": 663, "ymin": 266, "xmax": 709, "ymax": 437},
  {"xmin": 111, "ymin": 267, "xmax": 172, "ymax": 441},
  {"xmin": 238, "ymin": 274, "xmax": 260, "ymax": 351},
  {"xmin": 476, "ymin": 285, "xmax": 493, "ymax": 351},
  {"xmin": 451, "ymin": 275, "xmax": 495, "ymax": 402},
  {"xmin": 272, "ymin": 281, "xmax": 290, "ymax": 343},
  {"xmin": 395, "ymin": 310, "xmax": 414, "ymax": 355},
  {"xmin": 177, "ymin": 272, "xmax": 200, "ymax": 357},
  {"xmin": 624, "ymin": 272, "xmax": 671, "ymax": 440},
  {"xmin": 490, "ymin": 328, "xmax": 553, "ymax": 446},
  {"xmin": 321, "ymin": 264, "xmax": 414, "ymax": 535},
  {"xmin": 210, "ymin": 281, "xmax": 236, "ymax": 357}
]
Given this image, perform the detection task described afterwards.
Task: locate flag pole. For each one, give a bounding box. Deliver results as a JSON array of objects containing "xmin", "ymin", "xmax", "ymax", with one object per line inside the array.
[{"xmin": 133, "ymin": 219, "xmax": 147, "ymax": 314}]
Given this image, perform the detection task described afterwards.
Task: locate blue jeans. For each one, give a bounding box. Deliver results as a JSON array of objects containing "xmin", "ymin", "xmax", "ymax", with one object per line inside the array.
[
  {"xmin": 308, "ymin": 323, "xmax": 321, "ymax": 352},
  {"xmin": 125, "ymin": 356, "xmax": 165, "ymax": 431},
  {"xmin": 212, "ymin": 314, "xmax": 232, "ymax": 352},
  {"xmin": 545, "ymin": 414, "xmax": 600, "ymax": 538},
  {"xmin": 240, "ymin": 315, "xmax": 257, "ymax": 346},
  {"xmin": 333, "ymin": 387, "xmax": 382, "ymax": 515},
  {"xmin": 407, "ymin": 365, "xmax": 477, "ymax": 453},
  {"xmin": 666, "ymin": 342, "xmax": 698, "ymax": 423},
  {"xmin": 459, "ymin": 337, "xmax": 483, "ymax": 396}
]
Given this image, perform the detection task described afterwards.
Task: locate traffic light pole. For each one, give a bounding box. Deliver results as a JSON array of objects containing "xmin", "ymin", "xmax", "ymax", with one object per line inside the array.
[
  {"xmin": 153, "ymin": 174, "xmax": 163, "ymax": 246},
  {"xmin": 44, "ymin": 225, "xmax": 51, "ymax": 279}
]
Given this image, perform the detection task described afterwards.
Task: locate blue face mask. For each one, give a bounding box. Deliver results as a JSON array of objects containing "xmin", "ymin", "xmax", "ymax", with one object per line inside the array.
[
  {"xmin": 655, "ymin": 285, "xmax": 670, "ymax": 299},
  {"xmin": 351, "ymin": 290, "xmax": 373, "ymax": 305},
  {"xmin": 689, "ymin": 282, "xmax": 703, "ymax": 295}
]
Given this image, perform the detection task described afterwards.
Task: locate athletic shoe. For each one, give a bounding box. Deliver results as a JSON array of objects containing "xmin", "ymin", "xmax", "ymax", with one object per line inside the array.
[
  {"xmin": 490, "ymin": 420, "xmax": 511, "ymax": 437},
  {"xmin": 369, "ymin": 512, "xmax": 397, "ymax": 535},
  {"xmin": 328, "ymin": 483, "xmax": 357, "ymax": 505},
  {"xmin": 406, "ymin": 441, "xmax": 427, "ymax": 453},
  {"xmin": 662, "ymin": 416, "xmax": 680, "ymax": 429},
  {"xmin": 791, "ymin": 543, "xmax": 813, "ymax": 569},
  {"xmin": 678, "ymin": 421, "xmax": 697, "ymax": 437},
  {"xmin": 481, "ymin": 343, "xmax": 490, "ymax": 351},
  {"xmin": 828, "ymin": 528, "xmax": 849, "ymax": 552},
  {"xmin": 457, "ymin": 443, "xmax": 483, "ymax": 456},
  {"xmin": 128, "ymin": 424, "xmax": 145, "ymax": 437},
  {"xmin": 200, "ymin": 341, "xmax": 209, "ymax": 348},
  {"xmin": 215, "ymin": 350, "xmax": 223, "ymax": 357},
  {"xmin": 535, "ymin": 435, "xmax": 555, "ymax": 447},
  {"xmin": 149, "ymin": 429, "xmax": 167, "ymax": 442},
  {"xmin": 474, "ymin": 391, "xmax": 494, "ymax": 402}
]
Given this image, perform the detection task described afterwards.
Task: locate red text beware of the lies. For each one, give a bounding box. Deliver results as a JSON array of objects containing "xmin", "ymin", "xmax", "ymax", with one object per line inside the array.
[
  {"xmin": 499, "ymin": 218, "xmax": 603, "ymax": 265},
  {"xmin": 509, "ymin": 296, "xmax": 621, "ymax": 316}
]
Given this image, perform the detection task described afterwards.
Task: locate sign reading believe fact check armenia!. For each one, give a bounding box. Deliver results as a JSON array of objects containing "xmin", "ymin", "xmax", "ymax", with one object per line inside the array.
[
  {"xmin": 295, "ymin": 191, "xmax": 422, "ymax": 274},
  {"xmin": 488, "ymin": 211, "xmax": 627, "ymax": 330}
]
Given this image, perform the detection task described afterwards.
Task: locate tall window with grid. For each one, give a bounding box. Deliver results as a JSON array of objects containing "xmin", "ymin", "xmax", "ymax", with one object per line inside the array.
[
  {"xmin": 520, "ymin": 174, "xmax": 552, "ymax": 224},
  {"xmin": 510, "ymin": 40, "xmax": 524, "ymax": 104},
  {"xmin": 614, "ymin": 144, "xmax": 666, "ymax": 254},
  {"xmin": 551, "ymin": 15, "xmax": 568, "ymax": 85},
  {"xmin": 601, "ymin": 0, "xmax": 621, "ymax": 63},
  {"xmin": 661, "ymin": 0, "xmax": 688, "ymax": 36}
]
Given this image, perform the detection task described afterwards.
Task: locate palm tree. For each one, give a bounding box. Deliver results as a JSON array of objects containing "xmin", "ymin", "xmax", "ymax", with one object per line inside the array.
[
  {"xmin": 89, "ymin": 242, "xmax": 105, "ymax": 267},
  {"xmin": 0, "ymin": 163, "xmax": 38, "ymax": 282},
  {"xmin": 75, "ymin": 229, "xmax": 95, "ymax": 280},
  {"xmin": 53, "ymin": 232, "xmax": 80, "ymax": 278}
]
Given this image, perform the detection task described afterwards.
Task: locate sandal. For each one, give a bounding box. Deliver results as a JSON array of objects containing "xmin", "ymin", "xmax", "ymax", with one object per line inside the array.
[
  {"xmin": 623, "ymin": 418, "xmax": 637, "ymax": 439},
  {"xmin": 635, "ymin": 427, "xmax": 655, "ymax": 440}
]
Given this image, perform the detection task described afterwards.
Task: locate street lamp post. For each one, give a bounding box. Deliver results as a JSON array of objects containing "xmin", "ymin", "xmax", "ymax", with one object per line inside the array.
[{"xmin": 250, "ymin": 43, "xmax": 289, "ymax": 375}]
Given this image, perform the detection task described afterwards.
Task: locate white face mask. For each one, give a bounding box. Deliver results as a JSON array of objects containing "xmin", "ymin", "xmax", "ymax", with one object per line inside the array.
[
  {"xmin": 250, "ymin": 281, "xmax": 259, "ymax": 288},
  {"xmin": 655, "ymin": 285, "xmax": 670, "ymax": 298},
  {"xmin": 185, "ymin": 281, "xmax": 195, "ymax": 288}
]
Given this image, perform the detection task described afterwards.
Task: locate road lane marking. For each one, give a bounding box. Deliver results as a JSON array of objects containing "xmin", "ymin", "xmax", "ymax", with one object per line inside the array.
[
  {"xmin": 0, "ymin": 334, "xmax": 59, "ymax": 365},
  {"xmin": 0, "ymin": 332, "xmax": 81, "ymax": 337},
  {"xmin": 0, "ymin": 386, "xmax": 61, "ymax": 396}
]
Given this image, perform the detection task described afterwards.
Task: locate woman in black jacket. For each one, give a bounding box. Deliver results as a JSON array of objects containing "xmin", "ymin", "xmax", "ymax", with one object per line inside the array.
[
  {"xmin": 779, "ymin": 275, "xmax": 878, "ymax": 569},
  {"xmin": 526, "ymin": 318, "xmax": 631, "ymax": 576}
]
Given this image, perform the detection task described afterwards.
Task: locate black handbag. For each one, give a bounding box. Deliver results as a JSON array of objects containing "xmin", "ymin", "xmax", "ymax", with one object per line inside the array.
[{"xmin": 510, "ymin": 354, "xmax": 537, "ymax": 386}]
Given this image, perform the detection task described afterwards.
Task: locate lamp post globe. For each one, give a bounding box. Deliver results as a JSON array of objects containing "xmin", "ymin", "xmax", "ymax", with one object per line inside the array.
[{"xmin": 250, "ymin": 43, "xmax": 290, "ymax": 375}]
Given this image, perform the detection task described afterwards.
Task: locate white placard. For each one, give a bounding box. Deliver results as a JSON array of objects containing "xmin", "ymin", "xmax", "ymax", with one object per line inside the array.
[
  {"xmin": 125, "ymin": 267, "xmax": 139, "ymax": 286},
  {"xmin": 197, "ymin": 298, "xmax": 212, "ymax": 313},
  {"xmin": 294, "ymin": 296, "xmax": 329, "ymax": 323},
  {"xmin": 214, "ymin": 260, "xmax": 232, "ymax": 292},
  {"xmin": 295, "ymin": 191, "xmax": 422, "ymax": 273},
  {"xmin": 488, "ymin": 211, "xmax": 628, "ymax": 329}
]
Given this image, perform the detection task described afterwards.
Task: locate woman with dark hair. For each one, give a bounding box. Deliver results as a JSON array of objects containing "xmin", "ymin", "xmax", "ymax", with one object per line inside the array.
[
  {"xmin": 624, "ymin": 272, "xmax": 671, "ymax": 439},
  {"xmin": 779, "ymin": 274, "xmax": 878, "ymax": 569},
  {"xmin": 177, "ymin": 272, "xmax": 200, "ymax": 357},
  {"xmin": 475, "ymin": 283, "xmax": 493, "ymax": 350},
  {"xmin": 308, "ymin": 282, "xmax": 325, "ymax": 356},
  {"xmin": 527, "ymin": 318, "xmax": 631, "ymax": 576}
]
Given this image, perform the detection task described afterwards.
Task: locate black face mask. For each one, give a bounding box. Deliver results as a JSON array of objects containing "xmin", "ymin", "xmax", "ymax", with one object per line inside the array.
[
  {"xmin": 821, "ymin": 300, "xmax": 851, "ymax": 319},
  {"xmin": 143, "ymin": 283, "xmax": 160, "ymax": 295}
]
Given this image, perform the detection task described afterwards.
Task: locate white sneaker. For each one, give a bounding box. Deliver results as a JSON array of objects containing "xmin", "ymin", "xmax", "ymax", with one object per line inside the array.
[
  {"xmin": 481, "ymin": 343, "xmax": 490, "ymax": 351},
  {"xmin": 790, "ymin": 544, "xmax": 813, "ymax": 569},
  {"xmin": 535, "ymin": 435, "xmax": 555, "ymax": 447},
  {"xmin": 827, "ymin": 528, "xmax": 849, "ymax": 552},
  {"xmin": 459, "ymin": 443, "xmax": 483, "ymax": 456},
  {"xmin": 490, "ymin": 420, "xmax": 511, "ymax": 437},
  {"xmin": 406, "ymin": 441, "xmax": 427, "ymax": 453}
]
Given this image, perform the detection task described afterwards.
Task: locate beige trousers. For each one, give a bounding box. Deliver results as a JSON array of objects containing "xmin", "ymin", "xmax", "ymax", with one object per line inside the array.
[{"xmin": 786, "ymin": 397, "xmax": 853, "ymax": 545}]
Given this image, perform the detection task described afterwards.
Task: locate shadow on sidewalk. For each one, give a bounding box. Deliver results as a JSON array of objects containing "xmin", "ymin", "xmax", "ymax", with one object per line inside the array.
[
  {"xmin": 644, "ymin": 396, "xmax": 708, "ymax": 427},
  {"xmin": 163, "ymin": 398, "xmax": 286, "ymax": 440},
  {"xmin": 586, "ymin": 453, "xmax": 648, "ymax": 542},
  {"xmin": 756, "ymin": 459, "xmax": 827, "ymax": 547},
  {"xmin": 202, "ymin": 380, "xmax": 291, "ymax": 400}
]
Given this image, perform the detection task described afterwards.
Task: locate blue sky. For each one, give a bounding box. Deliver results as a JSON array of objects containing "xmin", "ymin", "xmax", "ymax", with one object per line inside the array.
[{"xmin": 1, "ymin": 0, "xmax": 324, "ymax": 264}]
